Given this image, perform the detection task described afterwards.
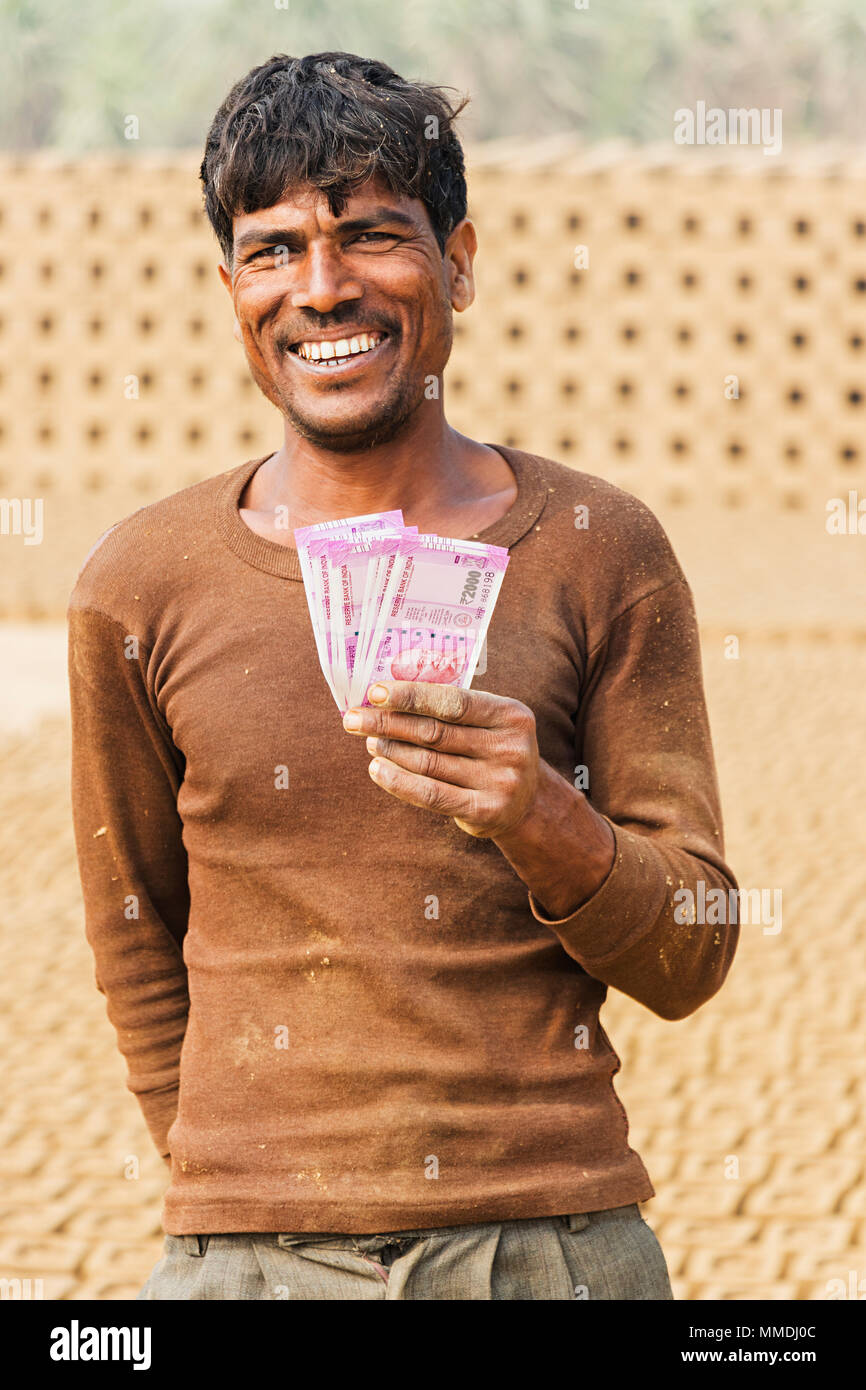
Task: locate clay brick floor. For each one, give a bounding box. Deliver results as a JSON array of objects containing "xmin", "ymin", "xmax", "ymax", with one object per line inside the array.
[{"xmin": 0, "ymin": 630, "xmax": 863, "ymax": 1299}]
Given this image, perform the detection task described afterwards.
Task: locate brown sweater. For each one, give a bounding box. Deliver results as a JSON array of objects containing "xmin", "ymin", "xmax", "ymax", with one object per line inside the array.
[{"xmin": 67, "ymin": 445, "xmax": 738, "ymax": 1234}]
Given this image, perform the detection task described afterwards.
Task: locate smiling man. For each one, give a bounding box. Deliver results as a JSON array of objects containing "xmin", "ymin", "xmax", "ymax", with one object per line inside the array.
[{"xmin": 67, "ymin": 52, "xmax": 739, "ymax": 1302}]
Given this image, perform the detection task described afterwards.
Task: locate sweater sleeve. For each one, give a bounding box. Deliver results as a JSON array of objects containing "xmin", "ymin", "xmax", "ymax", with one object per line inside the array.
[
  {"xmin": 528, "ymin": 576, "xmax": 739, "ymax": 1021},
  {"xmin": 68, "ymin": 604, "xmax": 190, "ymax": 1162}
]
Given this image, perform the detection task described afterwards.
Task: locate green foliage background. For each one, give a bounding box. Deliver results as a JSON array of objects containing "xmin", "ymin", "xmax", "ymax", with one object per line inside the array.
[{"xmin": 1, "ymin": 0, "xmax": 864, "ymax": 149}]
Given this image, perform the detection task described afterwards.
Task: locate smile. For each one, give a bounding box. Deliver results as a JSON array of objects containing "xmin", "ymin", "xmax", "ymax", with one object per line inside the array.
[{"xmin": 287, "ymin": 331, "xmax": 390, "ymax": 371}]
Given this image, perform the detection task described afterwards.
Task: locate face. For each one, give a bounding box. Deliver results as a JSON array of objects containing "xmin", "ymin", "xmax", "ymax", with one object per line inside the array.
[{"xmin": 219, "ymin": 177, "xmax": 477, "ymax": 451}]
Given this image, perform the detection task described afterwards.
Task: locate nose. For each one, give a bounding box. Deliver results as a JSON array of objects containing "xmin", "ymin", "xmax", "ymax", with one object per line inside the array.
[{"xmin": 290, "ymin": 241, "xmax": 363, "ymax": 315}]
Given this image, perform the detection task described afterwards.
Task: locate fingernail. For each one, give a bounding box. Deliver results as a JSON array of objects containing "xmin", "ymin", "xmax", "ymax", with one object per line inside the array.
[
  {"xmin": 368, "ymin": 684, "xmax": 388, "ymax": 704},
  {"xmin": 343, "ymin": 711, "xmax": 362, "ymax": 730}
]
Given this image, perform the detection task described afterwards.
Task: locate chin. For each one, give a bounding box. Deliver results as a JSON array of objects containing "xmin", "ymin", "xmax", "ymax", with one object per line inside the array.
[{"xmin": 282, "ymin": 397, "xmax": 422, "ymax": 453}]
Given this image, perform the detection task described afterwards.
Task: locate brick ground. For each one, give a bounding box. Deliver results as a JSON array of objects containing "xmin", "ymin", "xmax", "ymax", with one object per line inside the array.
[{"xmin": 0, "ymin": 631, "xmax": 863, "ymax": 1299}]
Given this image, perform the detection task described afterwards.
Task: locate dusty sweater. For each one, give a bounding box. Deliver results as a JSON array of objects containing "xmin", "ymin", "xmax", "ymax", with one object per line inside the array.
[{"xmin": 67, "ymin": 444, "xmax": 739, "ymax": 1234}]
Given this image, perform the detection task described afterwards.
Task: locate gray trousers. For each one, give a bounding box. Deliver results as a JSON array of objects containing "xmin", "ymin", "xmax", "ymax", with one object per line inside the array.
[{"xmin": 137, "ymin": 1202, "xmax": 674, "ymax": 1300}]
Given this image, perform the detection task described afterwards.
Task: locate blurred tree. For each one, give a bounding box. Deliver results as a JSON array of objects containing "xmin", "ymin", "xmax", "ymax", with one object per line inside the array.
[{"xmin": 0, "ymin": 0, "xmax": 864, "ymax": 150}]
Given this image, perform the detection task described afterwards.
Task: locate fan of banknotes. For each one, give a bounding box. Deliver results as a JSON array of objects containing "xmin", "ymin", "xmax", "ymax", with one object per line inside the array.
[{"xmin": 294, "ymin": 510, "xmax": 510, "ymax": 713}]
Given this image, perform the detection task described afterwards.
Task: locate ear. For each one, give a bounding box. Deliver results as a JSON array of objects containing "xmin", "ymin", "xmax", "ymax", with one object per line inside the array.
[
  {"xmin": 217, "ymin": 261, "xmax": 243, "ymax": 342},
  {"xmin": 444, "ymin": 218, "xmax": 477, "ymax": 313}
]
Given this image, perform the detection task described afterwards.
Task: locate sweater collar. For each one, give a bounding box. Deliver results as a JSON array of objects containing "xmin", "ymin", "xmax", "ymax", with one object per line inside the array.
[{"xmin": 214, "ymin": 444, "xmax": 549, "ymax": 581}]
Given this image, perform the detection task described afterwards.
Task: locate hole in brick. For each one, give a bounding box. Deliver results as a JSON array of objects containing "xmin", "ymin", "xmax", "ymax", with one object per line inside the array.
[
  {"xmin": 672, "ymin": 381, "xmax": 689, "ymax": 398},
  {"xmin": 682, "ymin": 215, "xmax": 700, "ymax": 233},
  {"xmin": 790, "ymin": 331, "xmax": 807, "ymax": 348},
  {"xmin": 793, "ymin": 218, "xmax": 810, "ymax": 235},
  {"xmin": 623, "ymin": 268, "xmax": 642, "ymax": 286},
  {"xmin": 792, "ymin": 275, "xmax": 810, "ymax": 292},
  {"xmin": 670, "ymin": 438, "xmax": 689, "ymax": 455},
  {"xmin": 624, "ymin": 212, "xmax": 642, "ymax": 229},
  {"xmin": 737, "ymin": 216, "xmax": 752, "ymax": 235},
  {"xmin": 847, "ymin": 389, "xmax": 863, "ymax": 406},
  {"xmin": 621, "ymin": 324, "xmax": 639, "ymax": 341},
  {"xmin": 839, "ymin": 444, "xmax": 858, "ymax": 464},
  {"xmin": 733, "ymin": 328, "xmax": 749, "ymax": 345},
  {"xmin": 86, "ymin": 424, "xmax": 104, "ymax": 444}
]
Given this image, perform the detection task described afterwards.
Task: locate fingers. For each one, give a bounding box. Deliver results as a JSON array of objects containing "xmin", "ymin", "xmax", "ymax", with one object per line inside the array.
[
  {"xmin": 365, "ymin": 735, "xmax": 480, "ymax": 788},
  {"xmin": 365, "ymin": 680, "xmax": 518, "ymax": 728},
  {"xmin": 368, "ymin": 756, "xmax": 490, "ymax": 823}
]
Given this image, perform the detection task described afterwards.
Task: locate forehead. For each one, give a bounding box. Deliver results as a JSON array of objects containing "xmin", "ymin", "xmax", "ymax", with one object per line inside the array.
[{"xmin": 232, "ymin": 176, "xmax": 430, "ymax": 237}]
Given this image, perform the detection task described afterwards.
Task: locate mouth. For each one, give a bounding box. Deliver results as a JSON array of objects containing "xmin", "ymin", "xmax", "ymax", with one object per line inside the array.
[{"xmin": 286, "ymin": 330, "xmax": 391, "ymax": 373}]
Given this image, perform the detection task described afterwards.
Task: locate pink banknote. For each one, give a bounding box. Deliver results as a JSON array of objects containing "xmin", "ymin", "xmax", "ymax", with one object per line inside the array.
[{"xmin": 295, "ymin": 514, "xmax": 509, "ymax": 713}]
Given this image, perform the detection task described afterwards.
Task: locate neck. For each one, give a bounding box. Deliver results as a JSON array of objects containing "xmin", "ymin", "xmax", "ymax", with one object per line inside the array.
[{"xmin": 257, "ymin": 406, "xmax": 491, "ymax": 532}]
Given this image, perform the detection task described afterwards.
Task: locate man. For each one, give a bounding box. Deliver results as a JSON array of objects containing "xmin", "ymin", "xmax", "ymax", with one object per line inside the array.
[{"xmin": 68, "ymin": 52, "xmax": 739, "ymax": 1301}]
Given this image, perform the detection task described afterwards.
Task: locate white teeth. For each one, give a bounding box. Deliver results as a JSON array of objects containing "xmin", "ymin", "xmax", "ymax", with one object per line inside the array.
[{"xmin": 295, "ymin": 332, "xmax": 384, "ymax": 364}]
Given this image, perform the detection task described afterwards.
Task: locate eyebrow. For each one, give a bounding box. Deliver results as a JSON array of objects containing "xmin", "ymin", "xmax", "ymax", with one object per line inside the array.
[{"xmin": 234, "ymin": 206, "xmax": 419, "ymax": 255}]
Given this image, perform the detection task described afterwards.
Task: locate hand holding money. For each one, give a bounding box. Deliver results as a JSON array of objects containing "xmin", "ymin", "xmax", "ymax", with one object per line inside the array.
[{"xmin": 343, "ymin": 680, "xmax": 541, "ymax": 841}]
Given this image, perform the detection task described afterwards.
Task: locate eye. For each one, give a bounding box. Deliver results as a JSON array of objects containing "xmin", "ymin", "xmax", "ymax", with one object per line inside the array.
[
  {"xmin": 250, "ymin": 245, "xmax": 291, "ymax": 261},
  {"xmin": 351, "ymin": 231, "xmax": 398, "ymax": 245}
]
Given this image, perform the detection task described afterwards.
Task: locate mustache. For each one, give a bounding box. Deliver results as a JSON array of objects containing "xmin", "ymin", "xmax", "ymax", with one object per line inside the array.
[{"xmin": 276, "ymin": 311, "xmax": 401, "ymax": 351}]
